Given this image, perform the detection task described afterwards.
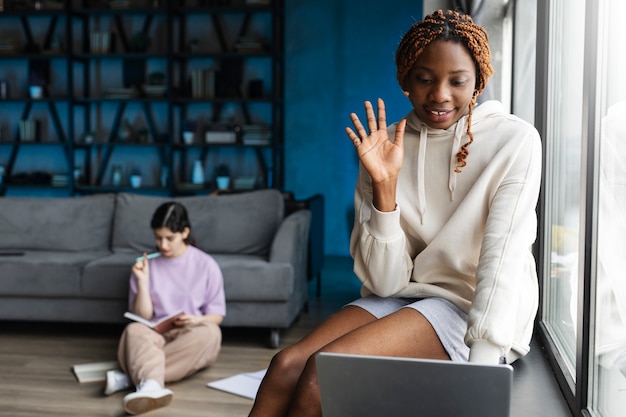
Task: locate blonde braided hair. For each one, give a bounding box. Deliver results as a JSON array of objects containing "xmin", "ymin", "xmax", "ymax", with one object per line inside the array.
[{"xmin": 395, "ymin": 9, "xmax": 494, "ymax": 172}]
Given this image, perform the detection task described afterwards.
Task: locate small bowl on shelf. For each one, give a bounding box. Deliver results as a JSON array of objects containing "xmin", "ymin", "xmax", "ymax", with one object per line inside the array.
[
  {"xmin": 182, "ymin": 131, "xmax": 194, "ymax": 145},
  {"xmin": 129, "ymin": 175, "xmax": 142, "ymax": 189},
  {"xmin": 29, "ymin": 85, "xmax": 44, "ymax": 99}
]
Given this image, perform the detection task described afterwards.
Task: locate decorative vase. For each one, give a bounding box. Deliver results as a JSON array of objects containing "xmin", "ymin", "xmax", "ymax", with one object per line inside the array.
[
  {"xmin": 112, "ymin": 165, "xmax": 123, "ymax": 186},
  {"xmin": 192, "ymin": 160, "xmax": 204, "ymax": 185},
  {"xmin": 160, "ymin": 166, "xmax": 169, "ymax": 188}
]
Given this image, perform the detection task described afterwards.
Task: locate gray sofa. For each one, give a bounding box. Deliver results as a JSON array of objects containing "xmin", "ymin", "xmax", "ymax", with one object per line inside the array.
[{"xmin": 0, "ymin": 189, "xmax": 311, "ymax": 347}]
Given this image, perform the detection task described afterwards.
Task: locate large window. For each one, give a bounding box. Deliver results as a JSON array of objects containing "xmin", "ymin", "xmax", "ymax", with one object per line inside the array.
[
  {"xmin": 590, "ymin": 1, "xmax": 626, "ymax": 415},
  {"xmin": 536, "ymin": 0, "xmax": 626, "ymax": 416},
  {"xmin": 538, "ymin": 0, "xmax": 585, "ymax": 385}
]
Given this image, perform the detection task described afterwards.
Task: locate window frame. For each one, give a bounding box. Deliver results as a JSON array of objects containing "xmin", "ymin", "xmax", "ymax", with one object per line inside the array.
[{"xmin": 534, "ymin": 0, "xmax": 606, "ymax": 416}]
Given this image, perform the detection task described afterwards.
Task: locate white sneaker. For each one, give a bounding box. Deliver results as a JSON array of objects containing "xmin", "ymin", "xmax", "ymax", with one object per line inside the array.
[
  {"xmin": 104, "ymin": 369, "xmax": 131, "ymax": 395},
  {"xmin": 123, "ymin": 379, "xmax": 173, "ymax": 415}
]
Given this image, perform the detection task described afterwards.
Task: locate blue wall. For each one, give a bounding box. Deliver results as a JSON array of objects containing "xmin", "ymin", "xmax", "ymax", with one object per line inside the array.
[
  {"xmin": 2, "ymin": 1, "xmax": 424, "ymax": 256},
  {"xmin": 284, "ymin": 0, "xmax": 423, "ymax": 255}
]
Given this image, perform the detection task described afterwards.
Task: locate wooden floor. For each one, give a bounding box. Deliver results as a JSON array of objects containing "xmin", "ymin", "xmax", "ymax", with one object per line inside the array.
[{"xmin": 0, "ymin": 256, "xmax": 361, "ymax": 417}]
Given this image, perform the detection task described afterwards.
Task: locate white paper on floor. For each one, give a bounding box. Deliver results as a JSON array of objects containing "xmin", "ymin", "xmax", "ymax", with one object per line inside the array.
[{"xmin": 207, "ymin": 369, "xmax": 267, "ymax": 400}]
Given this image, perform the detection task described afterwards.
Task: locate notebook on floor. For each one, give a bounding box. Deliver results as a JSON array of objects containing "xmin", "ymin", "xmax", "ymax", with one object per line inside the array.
[{"xmin": 316, "ymin": 352, "xmax": 513, "ymax": 417}]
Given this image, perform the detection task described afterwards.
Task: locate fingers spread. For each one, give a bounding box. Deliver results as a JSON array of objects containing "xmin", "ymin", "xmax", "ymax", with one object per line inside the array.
[
  {"xmin": 394, "ymin": 118, "xmax": 407, "ymax": 147},
  {"xmin": 377, "ymin": 98, "xmax": 387, "ymax": 132},
  {"xmin": 348, "ymin": 99, "xmax": 390, "ymax": 146},
  {"xmin": 364, "ymin": 101, "xmax": 378, "ymax": 133},
  {"xmin": 345, "ymin": 127, "xmax": 361, "ymax": 146},
  {"xmin": 349, "ymin": 112, "xmax": 368, "ymax": 139}
]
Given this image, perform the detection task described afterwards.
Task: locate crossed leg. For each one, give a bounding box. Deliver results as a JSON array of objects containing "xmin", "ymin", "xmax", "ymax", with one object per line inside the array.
[{"xmin": 248, "ymin": 304, "xmax": 449, "ymax": 417}]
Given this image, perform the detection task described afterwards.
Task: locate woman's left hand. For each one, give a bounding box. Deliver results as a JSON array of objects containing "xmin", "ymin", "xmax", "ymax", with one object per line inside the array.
[
  {"xmin": 175, "ymin": 313, "xmax": 200, "ymax": 327},
  {"xmin": 345, "ymin": 98, "xmax": 406, "ymax": 185}
]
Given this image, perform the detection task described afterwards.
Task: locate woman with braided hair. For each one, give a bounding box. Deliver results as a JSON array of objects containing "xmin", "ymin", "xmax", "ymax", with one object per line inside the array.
[{"xmin": 248, "ymin": 9, "xmax": 541, "ymax": 417}]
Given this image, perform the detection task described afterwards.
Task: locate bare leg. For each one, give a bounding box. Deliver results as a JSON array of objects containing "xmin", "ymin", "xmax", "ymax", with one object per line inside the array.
[
  {"xmin": 248, "ymin": 305, "xmax": 376, "ymax": 417},
  {"xmin": 286, "ymin": 307, "xmax": 448, "ymax": 417},
  {"xmin": 248, "ymin": 306, "xmax": 448, "ymax": 417}
]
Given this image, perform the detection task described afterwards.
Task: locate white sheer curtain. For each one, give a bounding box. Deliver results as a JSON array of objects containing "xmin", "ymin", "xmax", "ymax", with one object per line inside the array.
[{"xmin": 451, "ymin": 0, "xmax": 485, "ymax": 20}]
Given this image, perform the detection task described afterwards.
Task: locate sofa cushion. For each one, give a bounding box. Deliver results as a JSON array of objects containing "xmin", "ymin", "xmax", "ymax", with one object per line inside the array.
[
  {"xmin": 214, "ymin": 254, "xmax": 294, "ymax": 301},
  {"xmin": 81, "ymin": 252, "xmax": 295, "ymax": 303},
  {"xmin": 0, "ymin": 194, "xmax": 115, "ymax": 252},
  {"xmin": 0, "ymin": 251, "xmax": 108, "ymax": 297},
  {"xmin": 81, "ymin": 252, "xmax": 138, "ymax": 299},
  {"xmin": 112, "ymin": 190, "xmax": 284, "ymax": 256}
]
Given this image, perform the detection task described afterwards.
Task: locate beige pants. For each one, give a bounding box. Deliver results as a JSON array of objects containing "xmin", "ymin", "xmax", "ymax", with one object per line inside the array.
[{"xmin": 117, "ymin": 321, "xmax": 222, "ymax": 386}]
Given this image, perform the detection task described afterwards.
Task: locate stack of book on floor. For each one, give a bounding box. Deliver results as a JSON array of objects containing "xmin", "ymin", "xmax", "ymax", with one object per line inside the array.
[{"xmin": 72, "ymin": 361, "xmax": 119, "ymax": 383}]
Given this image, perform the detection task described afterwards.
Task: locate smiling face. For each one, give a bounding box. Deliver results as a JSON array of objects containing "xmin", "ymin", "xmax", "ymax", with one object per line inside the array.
[
  {"xmin": 404, "ymin": 40, "xmax": 477, "ymax": 130},
  {"xmin": 153, "ymin": 226, "xmax": 189, "ymax": 258}
]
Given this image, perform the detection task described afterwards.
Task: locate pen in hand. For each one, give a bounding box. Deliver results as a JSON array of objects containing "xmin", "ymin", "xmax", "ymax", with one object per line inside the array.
[{"xmin": 135, "ymin": 252, "xmax": 162, "ymax": 262}]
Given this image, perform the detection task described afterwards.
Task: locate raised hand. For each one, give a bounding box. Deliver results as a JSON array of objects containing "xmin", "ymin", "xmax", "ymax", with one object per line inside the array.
[{"xmin": 345, "ymin": 98, "xmax": 406, "ymax": 185}]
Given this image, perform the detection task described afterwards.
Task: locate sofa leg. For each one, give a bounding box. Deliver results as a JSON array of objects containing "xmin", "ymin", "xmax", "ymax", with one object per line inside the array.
[{"xmin": 270, "ymin": 328, "xmax": 280, "ymax": 348}]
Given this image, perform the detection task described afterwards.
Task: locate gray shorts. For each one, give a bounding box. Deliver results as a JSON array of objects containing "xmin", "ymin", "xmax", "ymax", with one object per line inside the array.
[{"xmin": 346, "ymin": 295, "xmax": 470, "ymax": 362}]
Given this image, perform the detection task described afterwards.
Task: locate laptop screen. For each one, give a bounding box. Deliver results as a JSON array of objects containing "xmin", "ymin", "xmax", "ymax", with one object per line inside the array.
[{"xmin": 316, "ymin": 352, "xmax": 513, "ymax": 417}]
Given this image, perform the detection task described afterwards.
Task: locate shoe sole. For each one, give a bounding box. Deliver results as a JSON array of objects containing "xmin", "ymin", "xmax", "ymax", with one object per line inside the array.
[{"xmin": 123, "ymin": 392, "xmax": 173, "ymax": 415}]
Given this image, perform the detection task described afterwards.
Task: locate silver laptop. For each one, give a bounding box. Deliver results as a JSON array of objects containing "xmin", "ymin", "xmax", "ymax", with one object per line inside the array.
[{"xmin": 316, "ymin": 352, "xmax": 513, "ymax": 417}]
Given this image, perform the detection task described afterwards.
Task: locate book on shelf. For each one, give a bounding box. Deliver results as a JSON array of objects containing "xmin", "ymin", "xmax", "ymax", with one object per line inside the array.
[
  {"xmin": 234, "ymin": 36, "xmax": 267, "ymax": 53},
  {"xmin": 205, "ymin": 130, "xmax": 238, "ymax": 144},
  {"xmin": 205, "ymin": 124, "xmax": 241, "ymax": 144},
  {"xmin": 191, "ymin": 68, "xmax": 216, "ymax": 99},
  {"xmin": 242, "ymin": 137, "xmax": 270, "ymax": 146},
  {"xmin": 241, "ymin": 124, "xmax": 271, "ymax": 145},
  {"xmin": 123, "ymin": 309, "xmax": 185, "ymax": 334}
]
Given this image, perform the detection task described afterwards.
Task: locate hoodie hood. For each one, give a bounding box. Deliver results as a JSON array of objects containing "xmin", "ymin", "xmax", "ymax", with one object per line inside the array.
[{"xmin": 403, "ymin": 100, "xmax": 506, "ymax": 224}]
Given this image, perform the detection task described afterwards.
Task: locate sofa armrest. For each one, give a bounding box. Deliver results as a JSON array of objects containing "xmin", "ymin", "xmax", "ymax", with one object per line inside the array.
[
  {"xmin": 283, "ymin": 193, "xmax": 325, "ymax": 282},
  {"xmin": 270, "ymin": 209, "xmax": 311, "ymax": 266},
  {"xmin": 270, "ymin": 209, "xmax": 311, "ymax": 305}
]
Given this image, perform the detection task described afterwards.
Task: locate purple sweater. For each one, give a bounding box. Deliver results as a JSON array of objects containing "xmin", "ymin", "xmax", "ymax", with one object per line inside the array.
[{"xmin": 129, "ymin": 245, "xmax": 226, "ymax": 321}]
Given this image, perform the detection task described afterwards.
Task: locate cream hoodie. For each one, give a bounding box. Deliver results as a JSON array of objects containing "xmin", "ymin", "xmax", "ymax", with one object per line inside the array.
[{"xmin": 350, "ymin": 100, "xmax": 542, "ymax": 364}]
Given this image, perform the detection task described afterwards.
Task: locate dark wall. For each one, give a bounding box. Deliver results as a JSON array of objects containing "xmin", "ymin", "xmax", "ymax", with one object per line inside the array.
[{"xmin": 284, "ymin": 0, "xmax": 423, "ymax": 255}]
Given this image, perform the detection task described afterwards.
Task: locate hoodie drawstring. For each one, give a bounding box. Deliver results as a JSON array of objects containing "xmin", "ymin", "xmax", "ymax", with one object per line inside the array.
[
  {"xmin": 449, "ymin": 120, "xmax": 465, "ymax": 201},
  {"xmin": 409, "ymin": 112, "xmax": 469, "ymax": 225},
  {"xmin": 416, "ymin": 125, "xmax": 428, "ymax": 225}
]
